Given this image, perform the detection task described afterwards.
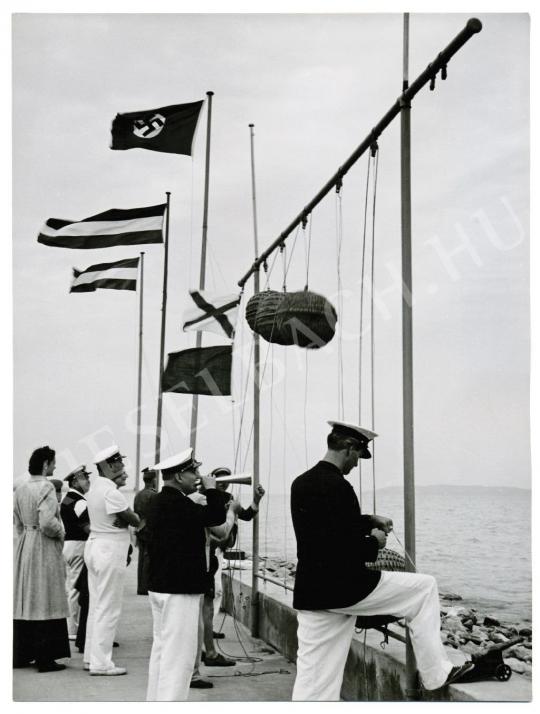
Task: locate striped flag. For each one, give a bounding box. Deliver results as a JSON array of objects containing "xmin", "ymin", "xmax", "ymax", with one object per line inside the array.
[
  {"xmin": 70, "ymin": 257, "xmax": 139, "ymax": 293},
  {"xmin": 182, "ymin": 291, "xmax": 241, "ymax": 339},
  {"xmin": 38, "ymin": 204, "xmax": 166, "ymax": 249}
]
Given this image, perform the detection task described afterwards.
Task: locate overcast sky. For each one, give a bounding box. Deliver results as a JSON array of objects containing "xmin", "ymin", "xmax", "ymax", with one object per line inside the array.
[{"xmin": 12, "ymin": 10, "xmax": 530, "ymax": 495}]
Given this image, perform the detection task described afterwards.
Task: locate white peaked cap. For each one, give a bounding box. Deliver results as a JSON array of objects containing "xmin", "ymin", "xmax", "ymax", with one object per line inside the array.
[
  {"xmin": 327, "ymin": 421, "xmax": 378, "ymax": 442},
  {"xmin": 93, "ymin": 445, "xmax": 125, "ymax": 465},
  {"xmin": 64, "ymin": 464, "xmax": 91, "ymax": 481},
  {"xmin": 152, "ymin": 447, "xmax": 202, "ymax": 472}
]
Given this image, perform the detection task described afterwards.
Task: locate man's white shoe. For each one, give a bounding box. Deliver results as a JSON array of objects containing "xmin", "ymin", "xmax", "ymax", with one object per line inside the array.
[
  {"xmin": 83, "ymin": 663, "xmax": 90, "ymax": 671},
  {"xmin": 89, "ymin": 666, "xmax": 127, "ymax": 676}
]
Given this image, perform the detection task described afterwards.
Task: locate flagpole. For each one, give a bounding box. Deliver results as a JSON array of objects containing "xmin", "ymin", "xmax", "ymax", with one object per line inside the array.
[
  {"xmin": 155, "ymin": 192, "xmax": 171, "ymax": 466},
  {"xmin": 249, "ymin": 123, "xmax": 261, "ymax": 637},
  {"xmin": 190, "ymin": 90, "xmax": 214, "ymax": 452},
  {"xmin": 401, "ymin": 12, "xmax": 419, "ymax": 701},
  {"xmin": 135, "ymin": 251, "xmax": 145, "ymax": 491}
]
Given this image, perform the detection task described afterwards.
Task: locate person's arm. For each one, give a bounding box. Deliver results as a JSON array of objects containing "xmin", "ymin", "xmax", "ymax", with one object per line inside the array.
[
  {"xmin": 114, "ymin": 508, "xmax": 140, "ymax": 528},
  {"xmin": 38, "ymin": 484, "xmax": 65, "ymax": 539},
  {"xmin": 106, "ymin": 487, "xmax": 141, "ymax": 528},
  {"xmin": 237, "ymin": 484, "xmax": 265, "ymax": 521},
  {"xmin": 208, "ymin": 504, "xmax": 238, "ymax": 539},
  {"xmin": 193, "ymin": 475, "xmax": 229, "ymax": 527}
]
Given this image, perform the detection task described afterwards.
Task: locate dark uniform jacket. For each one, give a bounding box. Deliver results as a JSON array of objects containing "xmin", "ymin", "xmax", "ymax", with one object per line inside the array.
[
  {"xmin": 60, "ymin": 490, "xmax": 90, "ymax": 541},
  {"xmin": 291, "ymin": 460, "xmax": 381, "ymax": 610},
  {"xmin": 146, "ymin": 485, "xmax": 225, "ymax": 594}
]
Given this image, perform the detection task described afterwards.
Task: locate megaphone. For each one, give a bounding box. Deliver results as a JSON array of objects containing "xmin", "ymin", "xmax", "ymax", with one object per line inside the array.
[{"xmin": 214, "ymin": 472, "xmax": 252, "ymax": 486}]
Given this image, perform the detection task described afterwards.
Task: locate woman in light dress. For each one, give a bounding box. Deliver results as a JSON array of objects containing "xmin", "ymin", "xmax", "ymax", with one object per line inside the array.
[{"xmin": 13, "ymin": 446, "xmax": 71, "ymax": 672}]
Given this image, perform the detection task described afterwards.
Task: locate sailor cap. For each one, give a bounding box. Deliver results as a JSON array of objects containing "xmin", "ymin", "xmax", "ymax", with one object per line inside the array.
[
  {"xmin": 93, "ymin": 445, "xmax": 126, "ymax": 465},
  {"xmin": 152, "ymin": 448, "xmax": 202, "ymax": 474},
  {"xmin": 211, "ymin": 466, "xmax": 232, "ymax": 477},
  {"xmin": 63, "ymin": 464, "xmax": 91, "ymax": 481},
  {"xmin": 327, "ymin": 421, "xmax": 378, "ymax": 443}
]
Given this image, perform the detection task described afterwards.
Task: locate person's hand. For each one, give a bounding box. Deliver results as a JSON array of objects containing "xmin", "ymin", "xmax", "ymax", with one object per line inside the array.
[
  {"xmin": 112, "ymin": 515, "xmax": 128, "ymax": 529},
  {"xmin": 200, "ymin": 474, "xmax": 217, "ymax": 491},
  {"xmin": 371, "ymin": 528, "xmax": 387, "ymax": 549},
  {"xmin": 253, "ymin": 485, "xmax": 265, "ymax": 505},
  {"xmin": 371, "ymin": 515, "xmax": 393, "ymax": 534},
  {"xmin": 228, "ymin": 498, "xmax": 242, "ymax": 515}
]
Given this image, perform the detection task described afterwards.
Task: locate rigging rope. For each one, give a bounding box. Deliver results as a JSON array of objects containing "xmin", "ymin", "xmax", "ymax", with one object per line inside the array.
[
  {"xmin": 335, "ymin": 189, "xmax": 345, "ymax": 420},
  {"xmin": 358, "ymin": 153, "xmax": 372, "ymax": 507},
  {"xmin": 370, "ymin": 147, "xmax": 380, "ymax": 513}
]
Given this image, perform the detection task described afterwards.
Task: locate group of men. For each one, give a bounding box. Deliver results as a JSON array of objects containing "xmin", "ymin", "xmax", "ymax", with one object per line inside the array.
[
  {"xmin": 59, "ymin": 443, "xmax": 264, "ymax": 698},
  {"xmin": 58, "ymin": 418, "xmax": 474, "ymax": 701}
]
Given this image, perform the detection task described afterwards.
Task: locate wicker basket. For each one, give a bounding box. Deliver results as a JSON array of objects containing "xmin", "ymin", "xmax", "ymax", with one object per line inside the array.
[
  {"xmin": 276, "ymin": 290, "xmax": 337, "ymax": 349},
  {"xmin": 245, "ymin": 290, "xmax": 294, "ymax": 345},
  {"xmin": 365, "ymin": 547, "xmax": 406, "ymax": 572},
  {"xmin": 245, "ymin": 292, "xmax": 264, "ymax": 331}
]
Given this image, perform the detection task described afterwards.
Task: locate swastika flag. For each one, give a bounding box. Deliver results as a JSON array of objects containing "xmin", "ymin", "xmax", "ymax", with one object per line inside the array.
[{"xmin": 111, "ymin": 100, "xmax": 204, "ymax": 155}]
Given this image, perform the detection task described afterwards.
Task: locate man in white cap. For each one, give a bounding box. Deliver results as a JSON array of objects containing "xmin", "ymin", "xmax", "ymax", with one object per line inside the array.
[
  {"xmin": 60, "ymin": 465, "xmax": 91, "ymax": 642},
  {"xmin": 145, "ymin": 448, "xmax": 231, "ymax": 701},
  {"xmin": 290, "ymin": 421, "xmax": 474, "ymax": 700},
  {"xmin": 83, "ymin": 445, "xmax": 140, "ymax": 676}
]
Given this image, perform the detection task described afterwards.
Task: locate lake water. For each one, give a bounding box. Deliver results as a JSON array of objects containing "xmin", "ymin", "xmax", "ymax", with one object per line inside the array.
[{"xmin": 236, "ymin": 485, "xmax": 531, "ymax": 623}]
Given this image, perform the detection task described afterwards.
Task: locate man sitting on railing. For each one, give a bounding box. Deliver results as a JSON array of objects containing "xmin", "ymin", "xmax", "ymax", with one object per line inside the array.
[{"xmin": 290, "ymin": 420, "xmax": 474, "ymax": 701}]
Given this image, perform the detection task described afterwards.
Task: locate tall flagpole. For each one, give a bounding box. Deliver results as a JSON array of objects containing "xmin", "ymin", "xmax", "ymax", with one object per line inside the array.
[
  {"xmin": 135, "ymin": 250, "xmax": 145, "ymax": 490},
  {"xmin": 190, "ymin": 90, "xmax": 214, "ymax": 452},
  {"xmin": 401, "ymin": 12, "xmax": 419, "ymax": 700},
  {"xmin": 249, "ymin": 123, "xmax": 261, "ymax": 637},
  {"xmin": 155, "ymin": 192, "xmax": 171, "ymax": 465}
]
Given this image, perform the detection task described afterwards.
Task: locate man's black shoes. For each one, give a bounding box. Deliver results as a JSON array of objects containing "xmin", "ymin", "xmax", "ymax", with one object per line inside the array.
[
  {"xmin": 444, "ymin": 661, "xmax": 475, "ymax": 686},
  {"xmin": 190, "ymin": 678, "xmax": 214, "ymax": 689}
]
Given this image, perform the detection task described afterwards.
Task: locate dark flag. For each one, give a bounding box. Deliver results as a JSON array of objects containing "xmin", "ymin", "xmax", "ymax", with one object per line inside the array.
[
  {"xmin": 70, "ymin": 257, "xmax": 139, "ymax": 293},
  {"xmin": 38, "ymin": 204, "xmax": 166, "ymax": 249},
  {"xmin": 110, "ymin": 100, "xmax": 204, "ymax": 155},
  {"xmin": 162, "ymin": 345, "xmax": 233, "ymax": 396}
]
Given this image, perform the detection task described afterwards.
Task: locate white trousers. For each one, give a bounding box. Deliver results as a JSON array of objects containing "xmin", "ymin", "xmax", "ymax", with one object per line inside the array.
[
  {"xmin": 292, "ymin": 571, "xmax": 453, "ymax": 701},
  {"xmin": 147, "ymin": 592, "xmax": 202, "ymax": 701},
  {"xmin": 83, "ymin": 537, "xmax": 128, "ymax": 671},
  {"xmin": 213, "ymin": 548, "xmax": 224, "ymax": 617},
  {"xmin": 63, "ymin": 540, "xmax": 86, "ymax": 636}
]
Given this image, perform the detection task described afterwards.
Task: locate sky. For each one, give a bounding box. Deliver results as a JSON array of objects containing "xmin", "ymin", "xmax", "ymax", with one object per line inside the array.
[{"xmin": 11, "ymin": 8, "xmax": 531, "ymax": 497}]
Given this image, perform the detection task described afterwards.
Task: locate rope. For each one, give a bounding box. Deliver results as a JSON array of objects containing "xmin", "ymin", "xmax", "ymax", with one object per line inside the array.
[
  {"xmin": 391, "ymin": 531, "xmax": 417, "ymax": 571},
  {"xmin": 282, "ymin": 347, "xmax": 288, "ymax": 569},
  {"xmin": 284, "ymin": 224, "xmax": 302, "ymax": 282},
  {"xmin": 370, "ymin": 148, "xmax": 380, "ymax": 513},
  {"xmin": 303, "ymin": 350, "xmax": 309, "ymax": 469},
  {"xmin": 358, "ymin": 153, "xmax": 372, "ymax": 507},
  {"xmin": 335, "ymin": 189, "xmax": 345, "ymax": 420},
  {"xmin": 188, "ymin": 162, "xmax": 195, "ymax": 289},
  {"xmin": 304, "ymin": 217, "xmax": 313, "ymax": 290}
]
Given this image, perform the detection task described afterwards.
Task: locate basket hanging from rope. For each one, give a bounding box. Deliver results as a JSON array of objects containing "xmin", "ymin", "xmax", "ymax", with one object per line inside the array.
[
  {"xmin": 275, "ymin": 290, "xmax": 337, "ymax": 349},
  {"xmin": 245, "ymin": 290, "xmax": 294, "ymax": 345}
]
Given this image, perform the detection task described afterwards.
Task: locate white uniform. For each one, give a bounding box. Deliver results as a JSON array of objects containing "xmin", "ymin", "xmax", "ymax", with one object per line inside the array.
[
  {"xmin": 147, "ymin": 592, "xmax": 202, "ymax": 700},
  {"xmin": 292, "ymin": 571, "xmax": 453, "ymax": 700},
  {"xmin": 83, "ymin": 476, "xmax": 130, "ymax": 672}
]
